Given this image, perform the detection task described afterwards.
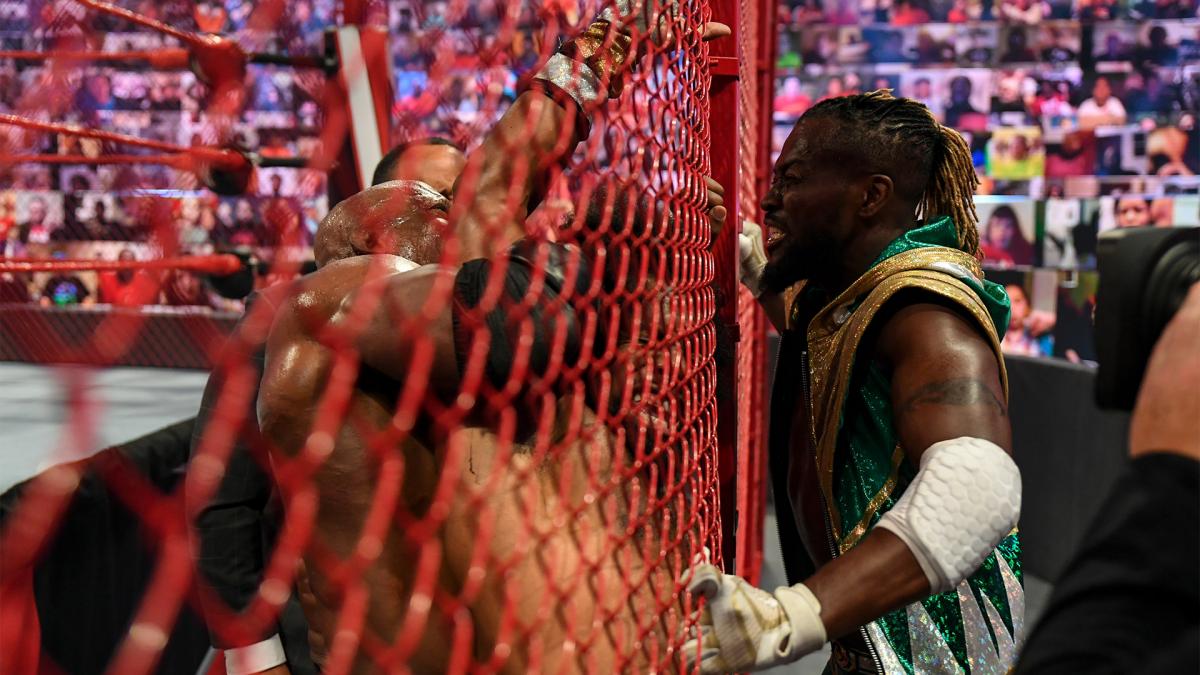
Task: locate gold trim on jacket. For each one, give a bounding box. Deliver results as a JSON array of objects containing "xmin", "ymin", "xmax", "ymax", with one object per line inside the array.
[{"xmin": 798, "ymin": 246, "xmax": 1010, "ymax": 541}]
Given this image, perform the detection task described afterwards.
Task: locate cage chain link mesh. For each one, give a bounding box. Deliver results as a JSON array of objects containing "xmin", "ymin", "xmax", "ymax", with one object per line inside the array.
[{"xmin": 0, "ymin": 0, "xmax": 773, "ymax": 672}]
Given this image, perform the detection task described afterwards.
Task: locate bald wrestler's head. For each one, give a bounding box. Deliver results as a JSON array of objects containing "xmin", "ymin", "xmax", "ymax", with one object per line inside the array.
[{"xmin": 313, "ymin": 180, "xmax": 450, "ymax": 267}]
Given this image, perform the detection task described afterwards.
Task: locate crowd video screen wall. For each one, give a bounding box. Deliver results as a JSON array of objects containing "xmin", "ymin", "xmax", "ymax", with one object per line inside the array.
[
  {"xmin": 773, "ymin": 0, "xmax": 1199, "ymax": 362},
  {"xmin": 0, "ymin": 0, "xmax": 565, "ymax": 313},
  {"xmin": 0, "ymin": 0, "xmax": 342, "ymax": 312}
]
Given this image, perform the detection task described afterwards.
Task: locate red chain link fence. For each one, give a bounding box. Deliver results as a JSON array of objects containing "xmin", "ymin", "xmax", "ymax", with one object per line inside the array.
[
  {"xmin": 732, "ymin": 0, "xmax": 775, "ymax": 586},
  {"xmin": 0, "ymin": 0, "xmax": 774, "ymax": 672}
]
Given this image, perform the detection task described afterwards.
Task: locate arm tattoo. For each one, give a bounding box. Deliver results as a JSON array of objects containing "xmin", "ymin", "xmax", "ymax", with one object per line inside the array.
[{"xmin": 898, "ymin": 377, "xmax": 1008, "ymax": 418}]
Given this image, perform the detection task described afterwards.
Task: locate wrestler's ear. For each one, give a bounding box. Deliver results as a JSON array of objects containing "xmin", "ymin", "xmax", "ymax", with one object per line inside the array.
[
  {"xmin": 350, "ymin": 225, "xmax": 379, "ymax": 255},
  {"xmin": 858, "ymin": 174, "xmax": 893, "ymax": 219}
]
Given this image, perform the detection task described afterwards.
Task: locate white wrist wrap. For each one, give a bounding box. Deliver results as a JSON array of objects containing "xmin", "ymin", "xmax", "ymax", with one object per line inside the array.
[
  {"xmin": 875, "ymin": 437, "xmax": 1021, "ymax": 594},
  {"xmin": 532, "ymin": 53, "xmax": 605, "ymax": 110},
  {"xmin": 682, "ymin": 566, "xmax": 826, "ymax": 673},
  {"xmin": 224, "ymin": 635, "xmax": 286, "ymax": 675},
  {"xmin": 739, "ymin": 220, "xmax": 768, "ymax": 297},
  {"xmin": 773, "ymin": 584, "xmax": 826, "ymax": 661}
]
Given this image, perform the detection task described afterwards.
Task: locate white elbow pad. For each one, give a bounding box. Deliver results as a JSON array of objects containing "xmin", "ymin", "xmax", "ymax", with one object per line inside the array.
[{"xmin": 875, "ymin": 437, "xmax": 1021, "ymax": 594}]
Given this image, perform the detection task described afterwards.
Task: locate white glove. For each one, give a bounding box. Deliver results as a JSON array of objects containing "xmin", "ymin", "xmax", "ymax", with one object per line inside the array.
[
  {"xmin": 739, "ymin": 220, "xmax": 768, "ymax": 297},
  {"xmin": 681, "ymin": 564, "xmax": 826, "ymax": 674}
]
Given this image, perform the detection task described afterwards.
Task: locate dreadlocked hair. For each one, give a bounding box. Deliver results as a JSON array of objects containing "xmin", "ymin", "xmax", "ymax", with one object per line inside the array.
[{"xmin": 802, "ymin": 90, "xmax": 981, "ymax": 257}]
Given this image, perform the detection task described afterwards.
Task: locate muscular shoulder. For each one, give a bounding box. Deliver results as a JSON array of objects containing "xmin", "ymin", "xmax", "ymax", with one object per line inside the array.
[
  {"xmin": 274, "ymin": 255, "xmax": 422, "ymax": 331},
  {"xmin": 873, "ymin": 291, "xmax": 1011, "ymax": 457},
  {"xmin": 874, "ymin": 291, "xmax": 999, "ymax": 375}
]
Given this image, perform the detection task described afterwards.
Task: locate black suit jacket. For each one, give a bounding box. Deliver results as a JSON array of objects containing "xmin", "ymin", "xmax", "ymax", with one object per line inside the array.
[
  {"xmin": 0, "ymin": 420, "xmax": 210, "ymax": 675},
  {"xmin": 189, "ymin": 288, "xmax": 316, "ymax": 674},
  {"xmin": 1016, "ymin": 453, "xmax": 1200, "ymax": 674}
]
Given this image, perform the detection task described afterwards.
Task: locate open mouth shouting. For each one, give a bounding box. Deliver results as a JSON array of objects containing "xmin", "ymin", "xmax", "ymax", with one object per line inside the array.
[{"xmin": 765, "ymin": 224, "xmax": 788, "ymax": 253}]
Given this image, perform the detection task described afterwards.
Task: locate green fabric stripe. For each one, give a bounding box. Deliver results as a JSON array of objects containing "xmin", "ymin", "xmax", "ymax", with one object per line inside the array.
[{"xmin": 824, "ymin": 216, "xmax": 1023, "ymax": 673}]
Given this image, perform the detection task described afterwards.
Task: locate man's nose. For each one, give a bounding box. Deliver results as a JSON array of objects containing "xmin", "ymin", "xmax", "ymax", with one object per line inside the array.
[{"xmin": 760, "ymin": 188, "xmax": 780, "ymax": 215}]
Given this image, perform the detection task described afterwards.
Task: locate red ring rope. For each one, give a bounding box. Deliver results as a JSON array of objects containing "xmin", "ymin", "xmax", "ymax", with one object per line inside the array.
[
  {"xmin": 0, "ymin": 49, "xmax": 191, "ymax": 69},
  {"xmin": 0, "ymin": 254, "xmax": 243, "ymax": 276},
  {"xmin": 1, "ymin": 0, "xmax": 324, "ymax": 185},
  {"xmin": 0, "ymin": 49, "xmax": 328, "ymax": 71},
  {"xmin": 0, "ymin": 154, "xmax": 191, "ymax": 168},
  {"xmin": 0, "ymin": 114, "xmax": 246, "ymax": 169},
  {"xmin": 0, "ymin": 113, "xmax": 202, "ymax": 156},
  {"xmin": 72, "ymin": 0, "xmax": 201, "ymax": 47}
]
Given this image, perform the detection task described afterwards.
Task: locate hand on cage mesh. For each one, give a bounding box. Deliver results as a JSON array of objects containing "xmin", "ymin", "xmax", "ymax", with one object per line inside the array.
[
  {"xmin": 705, "ymin": 175, "xmax": 727, "ymax": 245},
  {"xmin": 561, "ymin": 1, "xmax": 729, "ymax": 101},
  {"xmin": 599, "ymin": 0, "xmax": 731, "ymax": 48},
  {"xmin": 682, "ymin": 564, "xmax": 827, "ymax": 674}
]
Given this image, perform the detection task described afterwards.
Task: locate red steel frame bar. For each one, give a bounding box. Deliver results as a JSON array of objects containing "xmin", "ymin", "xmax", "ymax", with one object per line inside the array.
[
  {"xmin": 739, "ymin": 0, "xmax": 778, "ymax": 586},
  {"xmin": 706, "ymin": 0, "xmax": 744, "ymax": 574},
  {"xmin": 707, "ymin": 0, "xmax": 776, "ymax": 581},
  {"xmin": 324, "ymin": 0, "xmax": 393, "ymax": 204}
]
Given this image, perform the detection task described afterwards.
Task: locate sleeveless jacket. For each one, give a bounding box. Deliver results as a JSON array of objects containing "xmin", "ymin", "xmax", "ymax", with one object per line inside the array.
[{"xmin": 769, "ymin": 217, "xmax": 1024, "ymax": 674}]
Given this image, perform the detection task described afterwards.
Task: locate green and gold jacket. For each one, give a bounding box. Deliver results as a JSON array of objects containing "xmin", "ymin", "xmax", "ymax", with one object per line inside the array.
[{"xmin": 769, "ymin": 216, "xmax": 1024, "ymax": 674}]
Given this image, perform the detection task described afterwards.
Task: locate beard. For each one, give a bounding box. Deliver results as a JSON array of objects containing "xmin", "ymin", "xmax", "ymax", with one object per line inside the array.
[{"xmin": 760, "ymin": 237, "xmax": 833, "ymax": 294}]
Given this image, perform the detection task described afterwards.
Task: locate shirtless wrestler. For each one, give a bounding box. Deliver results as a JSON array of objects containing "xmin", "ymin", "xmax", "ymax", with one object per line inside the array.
[{"xmin": 257, "ymin": 13, "xmax": 731, "ymax": 674}]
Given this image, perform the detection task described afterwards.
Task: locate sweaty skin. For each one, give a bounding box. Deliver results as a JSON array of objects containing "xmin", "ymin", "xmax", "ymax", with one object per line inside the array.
[
  {"xmin": 259, "ymin": 256, "xmax": 654, "ymax": 673},
  {"xmin": 259, "ymin": 84, "xmax": 586, "ymax": 672},
  {"xmin": 259, "ymin": 23, "xmax": 733, "ymax": 673},
  {"xmin": 257, "ymin": 90, "xmax": 667, "ymax": 672},
  {"xmin": 258, "ymin": 254, "xmax": 455, "ymax": 673},
  {"xmin": 193, "ymin": 138, "xmax": 467, "ymax": 675}
]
